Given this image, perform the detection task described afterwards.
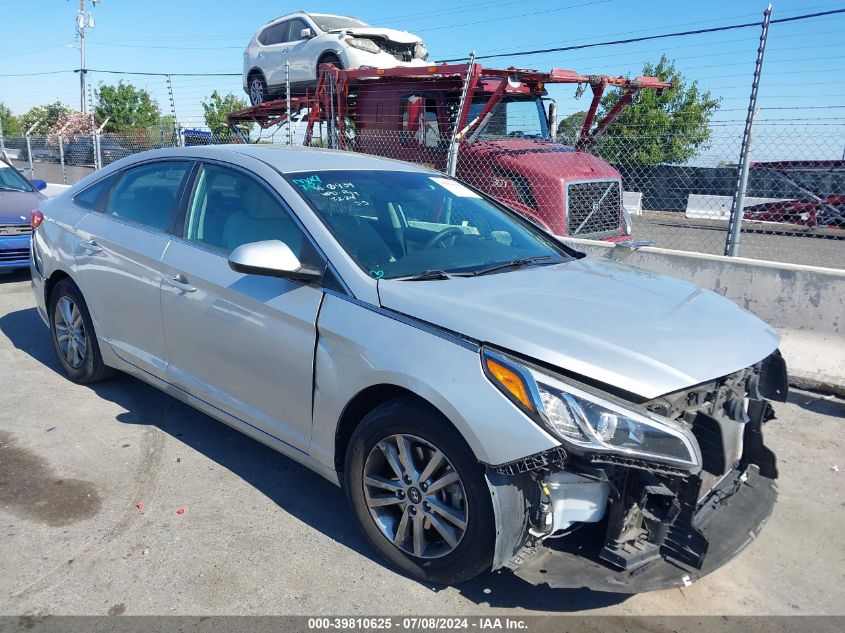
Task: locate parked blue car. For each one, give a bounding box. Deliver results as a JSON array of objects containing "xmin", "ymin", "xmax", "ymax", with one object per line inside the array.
[{"xmin": 0, "ymin": 158, "xmax": 46, "ymax": 272}]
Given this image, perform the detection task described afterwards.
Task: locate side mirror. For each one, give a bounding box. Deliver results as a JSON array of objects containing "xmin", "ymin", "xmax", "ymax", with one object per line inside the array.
[
  {"xmin": 300, "ymin": 27, "xmax": 313, "ymax": 39},
  {"xmin": 227, "ymin": 239, "xmax": 322, "ymax": 282},
  {"xmin": 30, "ymin": 179, "xmax": 47, "ymax": 191}
]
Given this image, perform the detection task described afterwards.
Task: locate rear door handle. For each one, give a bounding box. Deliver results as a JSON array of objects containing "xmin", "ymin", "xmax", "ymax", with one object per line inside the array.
[
  {"xmin": 80, "ymin": 239, "xmax": 103, "ymax": 253},
  {"xmin": 167, "ymin": 273, "xmax": 197, "ymax": 293}
]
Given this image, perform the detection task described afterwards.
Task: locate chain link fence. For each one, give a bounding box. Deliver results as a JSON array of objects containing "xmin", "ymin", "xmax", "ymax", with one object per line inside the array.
[{"xmin": 3, "ymin": 102, "xmax": 842, "ymax": 272}]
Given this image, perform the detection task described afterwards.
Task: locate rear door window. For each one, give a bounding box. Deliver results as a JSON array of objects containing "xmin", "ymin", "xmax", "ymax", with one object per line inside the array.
[{"xmin": 105, "ymin": 161, "xmax": 191, "ymax": 232}]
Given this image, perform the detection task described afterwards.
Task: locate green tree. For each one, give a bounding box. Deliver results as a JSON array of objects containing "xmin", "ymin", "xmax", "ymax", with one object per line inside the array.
[
  {"xmin": 201, "ymin": 91, "xmax": 249, "ymax": 139},
  {"xmin": 556, "ymin": 111, "xmax": 587, "ymax": 144},
  {"xmin": 94, "ymin": 82, "xmax": 161, "ymax": 132},
  {"xmin": 0, "ymin": 102, "xmax": 22, "ymax": 136},
  {"xmin": 590, "ymin": 56, "xmax": 720, "ymax": 165},
  {"xmin": 18, "ymin": 101, "xmax": 74, "ymax": 135}
]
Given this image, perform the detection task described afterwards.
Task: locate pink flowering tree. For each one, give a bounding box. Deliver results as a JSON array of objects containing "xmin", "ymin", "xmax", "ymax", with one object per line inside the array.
[{"xmin": 46, "ymin": 112, "xmax": 96, "ymax": 147}]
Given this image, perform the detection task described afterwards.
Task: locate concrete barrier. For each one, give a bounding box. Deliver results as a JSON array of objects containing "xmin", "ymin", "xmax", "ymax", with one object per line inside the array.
[
  {"xmin": 685, "ymin": 194, "xmax": 788, "ymax": 220},
  {"xmin": 563, "ymin": 237, "xmax": 845, "ymax": 395}
]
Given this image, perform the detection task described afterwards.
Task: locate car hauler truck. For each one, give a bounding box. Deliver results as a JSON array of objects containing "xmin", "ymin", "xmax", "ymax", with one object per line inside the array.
[{"xmin": 228, "ymin": 63, "xmax": 670, "ymax": 240}]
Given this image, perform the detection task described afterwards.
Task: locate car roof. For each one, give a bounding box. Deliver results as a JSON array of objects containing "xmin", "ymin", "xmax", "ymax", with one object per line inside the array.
[
  {"xmin": 263, "ymin": 11, "xmax": 358, "ymax": 27},
  {"xmin": 111, "ymin": 145, "xmax": 436, "ymax": 176}
]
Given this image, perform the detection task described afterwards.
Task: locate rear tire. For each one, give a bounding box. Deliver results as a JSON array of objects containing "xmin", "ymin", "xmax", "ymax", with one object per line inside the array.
[
  {"xmin": 344, "ymin": 396, "xmax": 495, "ymax": 584},
  {"xmin": 248, "ymin": 73, "xmax": 268, "ymax": 105},
  {"xmin": 49, "ymin": 278, "xmax": 115, "ymax": 384}
]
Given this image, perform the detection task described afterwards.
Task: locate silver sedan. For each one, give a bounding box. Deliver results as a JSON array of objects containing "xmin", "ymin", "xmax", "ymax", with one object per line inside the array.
[{"xmin": 30, "ymin": 146, "xmax": 787, "ymax": 591}]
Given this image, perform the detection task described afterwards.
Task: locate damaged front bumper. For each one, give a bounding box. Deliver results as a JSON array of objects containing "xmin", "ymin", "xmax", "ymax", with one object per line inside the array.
[
  {"xmin": 486, "ymin": 361, "xmax": 783, "ymax": 593},
  {"xmin": 504, "ymin": 462, "xmax": 776, "ymax": 593}
]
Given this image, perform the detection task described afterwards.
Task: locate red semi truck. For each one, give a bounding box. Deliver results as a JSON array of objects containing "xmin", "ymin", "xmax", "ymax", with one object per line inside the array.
[{"xmin": 228, "ymin": 63, "xmax": 670, "ymax": 240}]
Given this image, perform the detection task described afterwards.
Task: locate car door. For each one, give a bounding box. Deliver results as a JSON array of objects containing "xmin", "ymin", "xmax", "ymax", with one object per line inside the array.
[
  {"xmin": 73, "ymin": 159, "xmax": 192, "ymax": 379},
  {"xmin": 159, "ymin": 161, "xmax": 324, "ymax": 452},
  {"xmin": 283, "ymin": 17, "xmax": 313, "ymax": 83},
  {"xmin": 259, "ymin": 20, "xmax": 291, "ymax": 90}
]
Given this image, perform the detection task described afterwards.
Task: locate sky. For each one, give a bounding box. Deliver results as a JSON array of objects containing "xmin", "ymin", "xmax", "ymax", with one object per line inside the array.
[{"xmin": 1, "ymin": 0, "xmax": 844, "ymax": 161}]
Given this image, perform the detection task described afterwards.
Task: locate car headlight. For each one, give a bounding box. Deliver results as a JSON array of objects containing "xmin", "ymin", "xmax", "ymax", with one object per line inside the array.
[
  {"xmin": 346, "ymin": 37, "xmax": 382, "ymax": 54},
  {"xmin": 414, "ymin": 43, "xmax": 429, "ymax": 60},
  {"xmin": 482, "ymin": 348, "xmax": 701, "ymax": 471}
]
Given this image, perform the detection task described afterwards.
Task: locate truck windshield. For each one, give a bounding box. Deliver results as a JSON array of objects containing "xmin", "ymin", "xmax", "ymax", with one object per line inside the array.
[
  {"xmin": 287, "ymin": 170, "xmax": 568, "ymax": 279},
  {"xmin": 467, "ymin": 97, "xmax": 550, "ymax": 141}
]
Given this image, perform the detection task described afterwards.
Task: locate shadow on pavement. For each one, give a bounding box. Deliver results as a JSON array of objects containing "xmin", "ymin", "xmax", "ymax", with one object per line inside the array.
[
  {"xmin": 0, "ymin": 305, "xmax": 627, "ymax": 612},
  {"xmin": 787, "ymin": 389, "xmax": 845, "ymax": 419}
]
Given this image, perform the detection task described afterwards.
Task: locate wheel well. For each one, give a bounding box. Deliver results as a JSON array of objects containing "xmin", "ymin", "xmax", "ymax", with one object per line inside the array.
[
  {"xmin": 318, "ymin": 51, "xmax": 342, "ymax": 65},
  {"xmin": 44, "ymin": 270, "xmax": 71, "ymax": 307},
  {"xmin": 247, "ymin": 68, "xmax": 265, "ymax": 83},
  {"xmin": 334, "ymin": 385, "xmax": 442, "ymax": 473}
]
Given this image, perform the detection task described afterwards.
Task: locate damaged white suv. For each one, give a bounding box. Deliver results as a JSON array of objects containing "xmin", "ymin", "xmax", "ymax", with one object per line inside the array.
[{"xmin": 243, "ymin": 12, "xmax": 429, "ymax": 104}]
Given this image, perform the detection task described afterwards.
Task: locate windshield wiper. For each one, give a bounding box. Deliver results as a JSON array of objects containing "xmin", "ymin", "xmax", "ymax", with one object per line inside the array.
[
  {"xmin": 0, "ymin": 186, "xmax": 27, "ymax": 192},
  {"xmin": 471, "ymin": 256, "xmax": 554, "ymax": 277},
  {"xmin": 397, "ymin": 269, "xmax": 455, "ymax": 281}
]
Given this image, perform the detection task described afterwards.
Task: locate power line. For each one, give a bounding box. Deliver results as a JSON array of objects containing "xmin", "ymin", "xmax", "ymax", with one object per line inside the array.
[{"xmin": 438, "ymin": 8, "xmax": 845, "ymax": 62}]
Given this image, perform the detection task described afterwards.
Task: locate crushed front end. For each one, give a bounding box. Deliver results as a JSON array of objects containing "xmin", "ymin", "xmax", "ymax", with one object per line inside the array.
[{"xmin": 484, "ymin": 351, "xmax": 787, "ymax": 593}]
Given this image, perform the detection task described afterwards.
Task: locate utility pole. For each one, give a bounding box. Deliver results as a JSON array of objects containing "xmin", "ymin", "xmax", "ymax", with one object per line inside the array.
[{"xmin": 76, "ymin": 0, "xmax": 101, "ymax": 114}]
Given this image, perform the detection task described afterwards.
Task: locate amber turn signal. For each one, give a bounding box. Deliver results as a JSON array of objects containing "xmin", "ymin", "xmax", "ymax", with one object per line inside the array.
[{"xmin": 485, "ymin": 357, "xmax": 534, "ymax": 412}]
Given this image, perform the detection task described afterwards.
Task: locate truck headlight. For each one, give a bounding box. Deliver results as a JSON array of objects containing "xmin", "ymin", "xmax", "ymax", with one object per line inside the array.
[
  {"xmin": 482, "ymin": 348, "xmax": 701, "ymax": 471},
  {"xmin": 414, "ymin": 43, "xmax": 429, "ymax": 60},
  {"xmin": 346, "ymin": 37, "xmax": 382, "ymax": 54}
]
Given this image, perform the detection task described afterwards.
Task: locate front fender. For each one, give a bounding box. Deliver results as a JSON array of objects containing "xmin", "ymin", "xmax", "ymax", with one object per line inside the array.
[{"xmin": 310, "ymin": 293, "xmax": 561, "ymax": 472}]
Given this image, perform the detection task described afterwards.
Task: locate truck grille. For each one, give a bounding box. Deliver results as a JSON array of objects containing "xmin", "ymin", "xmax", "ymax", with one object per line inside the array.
[
  {"xmin": 0, "ymin": 223, "xmax": 32, "ymax": 236},
  {"xmin": 566, "ymin": 180, "xmax": 622, "ymax": 238}
]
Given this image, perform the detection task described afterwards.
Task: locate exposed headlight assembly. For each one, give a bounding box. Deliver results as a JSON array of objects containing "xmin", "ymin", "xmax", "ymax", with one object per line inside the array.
[
  {"xmin": 346, "ymin": 37, "xmax": 382, "ymax": 54},
  {"xmin": 482, "ymin": 348, "xmax": 701, "ymax": 471}
]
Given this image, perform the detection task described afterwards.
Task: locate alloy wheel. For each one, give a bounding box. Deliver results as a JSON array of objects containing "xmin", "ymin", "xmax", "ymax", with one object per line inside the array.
[
  {"xmin": 363, "ymin": 434, "xmax": 468, "ymax": 559},
  {"xmin": 249, "ymin": 78, "xmax": 265, "ymax": 104},
  {"xmin": 54, "ymin": 296, "xmax": 86, "ymax": 369}
]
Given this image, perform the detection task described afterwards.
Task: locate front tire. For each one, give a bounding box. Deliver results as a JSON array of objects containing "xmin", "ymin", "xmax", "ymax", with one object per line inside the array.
[
  {"xmin": 345, "ymin": 396, "xmax": 495, "ymax": 584},
  {"xmin": 49, "ymin": 278, "xmax": 115, "ymax": 384}
]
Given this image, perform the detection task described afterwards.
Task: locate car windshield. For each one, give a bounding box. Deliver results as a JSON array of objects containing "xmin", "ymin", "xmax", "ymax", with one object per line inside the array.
[
  {"xmin": 0, "ymin": 162, "xmax": 33, "ymax": 192},
  {"xmin": 467, "ymin": 97, "xmax": 550, "ymax": 140},
  {"xmin": 288, "ymin": 170, "xmax": 569, "ymax": 279},
  {"xmin": 312, "ymin": 15, "xmax": 369, "ymax": 31}
]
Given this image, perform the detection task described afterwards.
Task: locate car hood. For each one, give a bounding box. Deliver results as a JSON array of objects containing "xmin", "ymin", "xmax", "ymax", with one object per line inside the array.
[
  {"xmin": 0, "ymin": 190, "xmax": 42, "ymax": 223},
  {"xmin": 332, "ymin": 27, "xmax": 422, "ymax": 44},
  {"xmin": 377, "ymin": 258, "xmax": 780, "ymax": 399}
]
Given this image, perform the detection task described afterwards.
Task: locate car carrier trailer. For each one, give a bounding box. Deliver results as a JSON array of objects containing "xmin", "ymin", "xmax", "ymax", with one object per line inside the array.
[{"xmin": 227, "ymin": 63, "xmax": 671, "ymax": 240}]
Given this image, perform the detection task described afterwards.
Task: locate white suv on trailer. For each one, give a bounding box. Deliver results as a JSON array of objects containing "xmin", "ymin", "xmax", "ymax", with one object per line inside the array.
[{"xmin": 243, "ymin": 12, "xmax": 430, "ymax": 104}]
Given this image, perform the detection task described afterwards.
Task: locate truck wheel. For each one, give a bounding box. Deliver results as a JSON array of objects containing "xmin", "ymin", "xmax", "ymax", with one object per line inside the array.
[
  {"xmin": 49, "ymin": 278, "xmax": 115, "ymax": 384},
  {"xmin": 345, "ymin": 396, "xmax": 495, "ymax": 584},
  {"xmin": 248, "ymin": 73, "xmax": 268, "ymax": 105}
]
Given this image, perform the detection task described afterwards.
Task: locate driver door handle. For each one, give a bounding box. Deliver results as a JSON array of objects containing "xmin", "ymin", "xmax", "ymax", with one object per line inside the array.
[
  {"xmin": 167, "ymin": 273, "xmax": 197, "ymax": 293},
  {"xmin": 80, "ymin": 239, "xmax": 103, "ymax": 253}
]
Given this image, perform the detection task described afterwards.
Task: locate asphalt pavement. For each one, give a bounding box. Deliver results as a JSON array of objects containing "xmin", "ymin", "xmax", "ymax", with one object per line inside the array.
[{"xmin": 1, "ymin": 269, "xmax": 843, "ymax": 616}]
